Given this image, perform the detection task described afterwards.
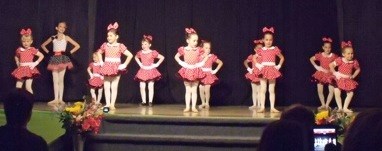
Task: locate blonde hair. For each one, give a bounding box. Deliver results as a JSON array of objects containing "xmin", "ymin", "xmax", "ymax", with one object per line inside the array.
[{"xmin": 21, "ymin": 35, "xmax": 33, "ymax": 41}]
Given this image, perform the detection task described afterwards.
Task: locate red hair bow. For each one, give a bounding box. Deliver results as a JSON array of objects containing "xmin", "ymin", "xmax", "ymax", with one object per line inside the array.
[
  {"xmin": 322, "ymin": 37, "xmax": 333, "ymax": 43},
  {"xmin": 253, "ymin": 39, "xmax": 263, "ymax": 44},
  {"xmin": 143, "ymin": 35, "xmax": 153, "ymax": 41},
  {"xmin": 262, "ymin": 27, "xmax": 274, "ymax": 33},
  {"xmin": 341, "ymin": 41, "xmax": 352, "ymax": 48},
  {"xmin": 20, "ymin": 28, "xmax": 32, "ymax": 36},
  {"xmin": 185, "ymin": 28, "xmax": 196, "ymax": 34},
  {"xmin": 107, "ymin": 22, "xmax": 119, "ymax": 30}
]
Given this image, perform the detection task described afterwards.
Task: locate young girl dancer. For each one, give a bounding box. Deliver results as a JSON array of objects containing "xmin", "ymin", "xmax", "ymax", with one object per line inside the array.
[
  {"xmin": 175, "ymin": 28, "xmax": 207, "ymax": 113},
  {"xmin": 198, "ymin": 40, "xmax": 223, "ymax": 109},
  {"xmin": 310, "ymin": 37, "xmax": 338, "ymax": 109},
  {"xmin": 41, "ymin": 21, "xmax": 80, "ymax": 106},
  {"xmin": 97, "ymin": 22, "xmax": 133, "ymax": 110},
  {"xmin": 87, "ymin": 53, "xmax": 104, "ymax": 103},
  {"xmin": 135, "ymin": 35, "xmax": 165, "ymax": 107},
  {"xmin": 12, "ymin": 28, "xmax": 44, "ymax": 94},
  {"xmin": 330, "ymin": 41, "xmax": 360, "ymax": 113},
  {"xmin": 255, "ymin": 27, "xmax": 285, "ymax": 113},
  {"xmin": 244, "ymin": 39, "xmax": 264, "ymax": 110}
]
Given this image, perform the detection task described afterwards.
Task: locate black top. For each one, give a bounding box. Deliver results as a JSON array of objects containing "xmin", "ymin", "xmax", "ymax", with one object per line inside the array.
[{"xmin": 0, "ymin": 125, "xmax": 48, "ymax": 151}]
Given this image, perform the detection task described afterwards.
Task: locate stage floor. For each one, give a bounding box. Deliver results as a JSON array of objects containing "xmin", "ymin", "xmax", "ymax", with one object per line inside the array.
[{"xmin": 0, "ymin": 103, "xmax": 282, "ymax": 119}]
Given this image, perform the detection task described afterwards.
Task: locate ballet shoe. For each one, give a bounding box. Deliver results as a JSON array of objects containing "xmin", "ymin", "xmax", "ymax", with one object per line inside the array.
[
  {"xmin": 148, "ymin": 102, "xmax": 153, "ymax": 107},
  {"xmin": 204, "ymin": 104, "xmax": 210, "ymax": 109},
  {"xmin": 58, "ymin": 100, "xmax": 66, "ymax": 106},
  {"xmin": 249, "ymin": 105, "xmax": 256, "ymax": 110},
  {"xmin": 47, "ymin": 100, "xmax": 58, "ymax": 106},
  {"xmin": 343, "ymin": 108, "xmax": 353, "ymax": 113},
  {"xmin": 191, "ymin": 108, "xmax": 199, "ymax": 113},
  {"xmin": 257, "ymin": 108, "xmax": 265, "ymax": 113},
  {"xmin": 317, "ymin": 105, "xmax": 326, "ymax": 110},
  {"xmin": 198, "ymin": 104, "xmax": 205, "ymax": 109},
  {"xmin": 110, "ymin": 106, "xmax": 116, "ymax": 110},
  {"xmin": 183, "ymin": 108, "xmax": 190, "ymax": 112},
  {"xmin": 270, "ymin": 108, "xmax": 280, "ymax": 113}
]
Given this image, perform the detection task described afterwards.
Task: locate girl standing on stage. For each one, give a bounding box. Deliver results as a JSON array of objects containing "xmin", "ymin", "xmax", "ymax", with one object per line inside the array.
[
  {"xmin": 87, "ymin": 52, "xmax": 104, "ymax": 104},
  {"xmin": 135, "ymin": 35, "xmax": 165, "ymax": 107},
  {"xmin": 198, "ymin": 40, "xmax": 223, "ymax": 109},
  {"xmin": 12, "ymin": 28, "xmax": 44, "ymax": 94},
  {"xmin": 244, "ymin": 39, "xmax": 264, "ymax": 110},
  {"xmin": 329, "ymin": 41, "xmax": 360, "ymax": 113},
  {"xmin": 255, "ymin": 27, "xmax": 285, "ymax": 113},
  {"xmin": 41, "ymin": 21, "xmax": 80, "ymax": 106},
  {"xmin": 97, "ymin": 22, "xmax": 133, "ymax": 110},
  {"xmin": 175, "ymin": 28, "xmax": 207, "ymax": 113},
  {"xmin": 310, "ymin": 37, "xmax": 338, "ymax": 110}
]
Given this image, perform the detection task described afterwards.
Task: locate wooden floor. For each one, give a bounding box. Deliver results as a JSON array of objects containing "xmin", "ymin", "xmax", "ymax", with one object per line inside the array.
[{"xmin": 0, "ymin": 102, "xmax": 282, "ymax": 119}]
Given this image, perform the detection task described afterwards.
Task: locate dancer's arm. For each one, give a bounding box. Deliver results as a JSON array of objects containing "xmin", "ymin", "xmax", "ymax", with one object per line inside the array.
[
  {"xmin": 212, "ymin": 59, "xmax": 223, "ymax": 74},
  {"xmin": 41, "ymin": 37, "xmax": 52, "ymax": 53},
  {"xmin": 34, "ymin": 51, "xmax": 44, "ymax": 64},
  {"xmin": 14, "ymin": 56, "xmax": 20, "ymax": 67},
  {"xmin": 155, "ymin": 54, "xmax": 165, "ymax": 66},
  {"xmin": 276, "ymin": 53, "xmax": 285, "ymax": 69},
  {"xmin": 352, "ymin": 68, "xmax": 360, "ymax": 79},
  {"xmin": 66, "ymin": 36, "xmax": 80, "ymax": 54},
  {"xmin": 135, "ymin": 55, "xmax": 143, "ymax": 67},
  {"xmin": 87, "ymin": 65, "xmax": 93, "ymax": 78},
  {"xmin": 121, "ymin": 50, "xmax": 133, "ymax": 67},
  {"xmin": 329, "ymin": 62, "xmax": 337, "ymax": 73}
]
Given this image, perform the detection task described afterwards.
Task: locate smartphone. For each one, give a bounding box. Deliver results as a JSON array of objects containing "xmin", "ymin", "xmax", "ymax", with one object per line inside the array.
[{"xmin": 313, "ymin": 125, "xmax": 337, "ymax": 151}]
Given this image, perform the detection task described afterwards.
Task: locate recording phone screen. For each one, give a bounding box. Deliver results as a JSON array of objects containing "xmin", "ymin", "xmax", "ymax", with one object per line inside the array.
[{"xmin": 313, "ymin": 127, "xmax": 337, "ymax": 151}]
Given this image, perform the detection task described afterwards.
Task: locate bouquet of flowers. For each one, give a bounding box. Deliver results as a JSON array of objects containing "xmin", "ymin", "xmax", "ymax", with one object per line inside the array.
[
  {"xmin": 315, "ymin": 108, "xmax": 355, "ymax": 136},
  {"xmin": 58, "ymin": 97, "xmax": 103, "ymax": 134}
]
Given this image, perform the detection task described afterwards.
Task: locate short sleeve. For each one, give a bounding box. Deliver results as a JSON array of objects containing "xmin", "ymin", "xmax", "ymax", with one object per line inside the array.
[
  {"xmin": 119, "ymin": 44, "xmax": 127, "ymax": 53},
  {"xmin": 353, "ymin": 60, "xmax": 360, "ymax": 69},
  {"xmin": 211, "ymin": 54, "xmax": 218, "ymax": 62},
  {"xmin": 198, "ymin": 47, "xmax": 204, "ymax": 56},
  {"xmin": 314, "ymin": 53, "xmax": 321, "ymax": 61},
  {"xmin": 152, "ymin": 50, "xmax": 159, "ymax": 58},
  {"xmin": 136, "ymin": 51, "xmax": 142, "ymax": 58},
  {"xmin": 31, "ymin": 47, "xmax": 38, "ymax": 55},
  {"xmin": 247, "ymin": 55, "xmax": 253, "ymax": 62},
  {"xmin": 274, "ymin": 47, "xmax": 281, "ymax": 55},
  {"xmin": 334, "ymin": 58, "xmax": 342, "ymax": 66},
  {"xmin": 97, "ymin": 43, "xmax": 107, "ymax": 54},
  {"xmin": 15, "ymin": 48, "xmax": 20, "ymax": 57},
  {"xmin": 177, "ymin": 47, "xmax": 185, "ymax": 56},
  {"xmin": 332, "ymin": 54, "xmax": 338, "ymax": 60}
]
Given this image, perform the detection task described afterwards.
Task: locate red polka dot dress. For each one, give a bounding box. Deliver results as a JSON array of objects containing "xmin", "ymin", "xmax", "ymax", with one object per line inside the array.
[
  {"xmin": 312, "ymin": 53, "xmax": 338, "ymax": 84},
  {"xmin": 47, "ymin": 36, "xmax": 73, "ymax": 71},
  {"xmin": 334, "ymin": 58, "xmax": 360, "ymax": 91},
  {"xmin": 177, "ymin": 47, "xmax": 206, "ymax": 81},
  {"xmin": 88, "ymin": 62, "xmax": 104, "ymax": 88},
  {"xmin": 200, "ymin": 54, "xmax": 219, "ymax": 85},
  {"xmin": 97, "ymin": 43, "xmax": 127, "ymax": 76},
  {"xmin": 245, "ymin": 53, "xmax": 262, "ymax": 83},
  {"xmin": 257, "ymin": 46, "xmax": 282, "ymax": 80},
  {"xmin": 135, "ymin": 50, "xmax": 162, "ymax": 81},
  {"xmin": 11, "ymin": 47, "xmax": 40, "ymax": 80}
]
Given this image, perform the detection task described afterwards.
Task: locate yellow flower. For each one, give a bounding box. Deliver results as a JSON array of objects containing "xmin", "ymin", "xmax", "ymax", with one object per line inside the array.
[
  {"xmin": 65, "ymin": 102, "xmax": 84, "ymax": 115},
  {"xmin": 316, "ymin": 110, "xmax": 329, "ymax": 121}
]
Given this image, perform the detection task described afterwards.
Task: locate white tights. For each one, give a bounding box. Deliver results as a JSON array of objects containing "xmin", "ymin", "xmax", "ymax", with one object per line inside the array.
[
  {"xmin": 140, "ymin": 81, "xmax": 155, "ymax": 103},
  {"xmin": 184, "ymin": 81, "xmax": 199, "ymax": 110},
  {"xmin": 334, "ymin": 88, "xmax": 354, "ymax": 111},
  {"xmin": 259, "ymin": 79, "xmax": 277, "ymax": 110},
  {"xmin": 16, "ymin": 79, "xmax": 33, "ymax": 94},
  {"xmin": 250, "ymin": 83, "xmax": 261, "ymax": 107},
  {"xmin": 199, "ymin": 84, "xmax": 211, "ymax": 106},
  {"xmin": 103, "ymin": 76, "xmax": 120, "ymax": 108},
  {"xmin": 52, "ymin": 69, "xmax": 66, "ymax": 101},
  {"xmin": 317, "ymin": 84, "xmax": 334, "ymax": 107},
  {"xmin": 90, "ymin": 88, "xmax": 103, "ymax": 103}
]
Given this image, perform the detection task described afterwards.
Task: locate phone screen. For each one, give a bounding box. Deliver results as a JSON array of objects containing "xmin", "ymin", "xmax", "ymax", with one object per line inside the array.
[{"xmin": 313, "ymin": 127, "xmax": 337, "ymax": 151}]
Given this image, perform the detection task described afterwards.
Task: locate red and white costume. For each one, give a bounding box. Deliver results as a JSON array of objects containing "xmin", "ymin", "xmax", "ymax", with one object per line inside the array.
[
  {"xmin": 177, "ymin": 47, "xmax": 206, "ymax": 81},
  {"xmin": 97, "ymin": 43, "xmax": 128, "ymax": 76},
  {"xmin": 88, "ymin": 62, "xmax": 104, "ymax": 88},
  {"xmin": 257, "ymin": 46, "xmax": 282, "ymax": 80},
  {"xmin": 11, "ymin": 47, "xmax": 40, "ymax": 80},
  {"xmin": 135, "ymin": 50, "xmax": 162, "ymax": 81},
  {"xmin": 47, "ymin": 36, "xmax": 73, "ymax": 71},
  {"xmin": 333, "ymin": 58, "xmax": 360, "ymax": 91},
  {"xmin": 200, "ymin": 54, "xmax": 219, "ymax": 85},
  {"xmin": 245, "ymin": 53, "xmax": 262, "ymax": 83},
  {"xmin": 312, "ymin": 53, "xmax": 338, "ymax": 84}
]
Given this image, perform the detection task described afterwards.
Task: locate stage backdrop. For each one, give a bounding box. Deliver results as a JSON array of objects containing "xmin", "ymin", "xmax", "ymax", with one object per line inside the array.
[{"xmin": 0, "ymin": 0, "xmax": 381, "ymax": 107}]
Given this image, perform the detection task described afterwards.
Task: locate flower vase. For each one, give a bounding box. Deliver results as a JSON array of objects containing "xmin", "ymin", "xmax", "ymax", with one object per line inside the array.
[{"xmin": 72, "ymin": 133, "xmax": 84, "ymax": 151}]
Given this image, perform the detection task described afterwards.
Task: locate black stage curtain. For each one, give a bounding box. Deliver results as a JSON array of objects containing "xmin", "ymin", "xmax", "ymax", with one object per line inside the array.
[{"xmin": 0, "ymin": 0, "xmax": 380, "ymax": 107}]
